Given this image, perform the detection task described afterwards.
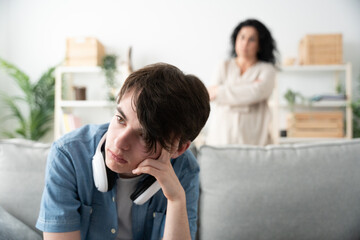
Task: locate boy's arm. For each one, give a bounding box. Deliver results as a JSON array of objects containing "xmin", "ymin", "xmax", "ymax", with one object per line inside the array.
[
  {"xmin": 43, "ymin": 231, "xmax": 81, "ymax": 240},
  {"xmin": 163, "ymin": 190, "xmax": 191, "ymax": 240},
  {"xmin": 164, "ymin": 168, "xmax": 200, "ymax": 240},
  {"xmin": 132, "ymin": 142, "xmax": 193, "ymax": 240}
]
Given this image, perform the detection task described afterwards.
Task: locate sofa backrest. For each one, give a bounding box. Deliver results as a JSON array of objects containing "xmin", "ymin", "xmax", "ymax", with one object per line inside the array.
[
  {"xmin": 0, "ymin": 139, "xmax": 50, "ymax": 234},
  {"xmin": 197, "ymin": 139, "xmax": 360, "ymax": 240}
]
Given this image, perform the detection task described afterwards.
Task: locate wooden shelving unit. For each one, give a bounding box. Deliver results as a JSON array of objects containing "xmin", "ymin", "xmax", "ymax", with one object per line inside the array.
[
  {"xmin": 271, "ymin": 63, "xmax": 352, "ymax": 144},
  {"xmin": 54, "ymin": 66, "xmax": 118, "ymax": 139}
]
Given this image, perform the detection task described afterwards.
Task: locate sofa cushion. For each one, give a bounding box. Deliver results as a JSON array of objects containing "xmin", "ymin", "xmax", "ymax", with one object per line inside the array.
[
  {"xmin": 0, "ymin": 139, "xmax": 50, "ymax": 234},
  {"xmin": 197, "ymin": 139, "xmax": 360, "ymax": 240},
  {"xmin": 0, "ymin": 205, "xmax": 42, "ymax": 240}
]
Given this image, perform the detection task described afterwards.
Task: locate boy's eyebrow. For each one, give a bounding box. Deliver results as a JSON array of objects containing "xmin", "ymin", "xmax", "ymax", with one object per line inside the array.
[
  {"xmin": 116, "ymin": 106, "xmax": 127, "ymax": 121},
  {"xmin": 117, "ymin": 106, "xmax": 145, "ymax": 134}
]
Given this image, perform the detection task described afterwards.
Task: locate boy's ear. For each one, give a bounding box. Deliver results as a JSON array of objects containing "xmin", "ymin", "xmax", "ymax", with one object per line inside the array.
[{"xmin": 170, "ymin": 140, "xmax": 191, "ymax": 159}]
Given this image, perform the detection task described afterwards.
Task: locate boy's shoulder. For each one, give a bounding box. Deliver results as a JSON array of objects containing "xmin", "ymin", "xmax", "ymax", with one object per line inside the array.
[
  {"xmin": 52, "ymin": 123, "xmax": 109, "ymax": 157},
  {"xmin": 173, "ymin": 149, "xmax": 199, "ymax": 175},
  {"xmin": 58, "ymin": 123, "xmax": 108, "ymax": 144}
]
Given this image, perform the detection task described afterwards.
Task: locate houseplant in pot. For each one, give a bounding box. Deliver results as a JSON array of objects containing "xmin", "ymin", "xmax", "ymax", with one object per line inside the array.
[{"xmin": 0, "ymin": 58, "xmax": 56, "ymax": 141}]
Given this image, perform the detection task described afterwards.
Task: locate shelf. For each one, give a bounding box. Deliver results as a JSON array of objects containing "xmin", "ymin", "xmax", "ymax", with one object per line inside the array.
[
  {"xmin": 60, "ymin": 100, "xmax": 116, "ymax": 108},
  {"xmin": 272, "ymin": 62, "xmax": 352, "ymax": 144},
  {"xmin": 280, "ymin": 64, "xmax": 349, "ymax": 72},
  {"xmin": 278, "ymin": 137, "xmax": 348, "ymax": 144},
  {"xmin": 54, "ymin": 65, "xmax": 123, "ymax": 139},
  {"xmin": 56, "ymin": 66, "xmax": 103, "ymax": 74},
  {"xmin": 286, "ymin": 101, "xmax": 348, "ymax": 108},
  {"xmin": 304, "ymin": 101, "xmax": 349, "ymax": 107},
  {"xmin": 270, "ymin": 100, "xmax": 349, "ymax": 108}
]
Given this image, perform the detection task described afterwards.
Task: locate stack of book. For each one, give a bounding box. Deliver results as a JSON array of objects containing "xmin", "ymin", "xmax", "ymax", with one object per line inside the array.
[
  {"xmin": 62, "ymin": 113, "xmax": 82, "ymax": 134},
  {"xmin": 309, "ymin": 94, "xmax": 346, "ymax": 102}
]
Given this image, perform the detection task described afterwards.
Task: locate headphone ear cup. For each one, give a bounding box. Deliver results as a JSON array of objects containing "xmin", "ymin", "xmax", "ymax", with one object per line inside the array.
[{"xmin": 92, "ymin": 151, "xmax": 108, "ymax": 192}]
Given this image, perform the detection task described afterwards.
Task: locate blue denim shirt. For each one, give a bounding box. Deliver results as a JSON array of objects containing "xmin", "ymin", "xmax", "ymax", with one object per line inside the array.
[{"xmin": 36, "ymin": 123, "xmax": 199, "ymax": 240}]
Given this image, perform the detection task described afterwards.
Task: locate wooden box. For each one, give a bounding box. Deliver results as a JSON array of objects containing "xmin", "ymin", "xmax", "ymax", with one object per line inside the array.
[
  {"xmin": 65, "ymin": 37, "xmax": 105, "ymax": 66},
  {"xmin": 287, "ymin": 111, "xmax": 344, "ymax": 138},
  {"xmin": 298, "ymin": 34, "xmax": 342, "ymax": 65}
]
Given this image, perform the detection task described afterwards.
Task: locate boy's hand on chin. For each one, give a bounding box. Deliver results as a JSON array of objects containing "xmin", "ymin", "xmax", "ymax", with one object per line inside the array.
[{"xmin": 132, "ymin": 140, "xmax": 185, "ymax": 202}]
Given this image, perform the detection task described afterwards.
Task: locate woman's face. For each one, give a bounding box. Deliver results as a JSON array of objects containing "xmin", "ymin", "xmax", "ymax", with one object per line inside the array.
[{"xmin": 235, "ymin": 26, "xmax": 259, "ymax": 60}]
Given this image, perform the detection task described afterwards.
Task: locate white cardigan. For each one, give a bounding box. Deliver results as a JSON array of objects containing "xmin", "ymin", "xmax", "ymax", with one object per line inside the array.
[{"xmin": 205, "ymin": 59, "xmax": 276, "ymax": 146}]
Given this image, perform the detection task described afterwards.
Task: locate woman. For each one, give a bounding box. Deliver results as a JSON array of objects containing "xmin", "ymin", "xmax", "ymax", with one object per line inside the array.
[{"xmin": 206, "ymin": 19, "xmax": 278, "ymax": 146}]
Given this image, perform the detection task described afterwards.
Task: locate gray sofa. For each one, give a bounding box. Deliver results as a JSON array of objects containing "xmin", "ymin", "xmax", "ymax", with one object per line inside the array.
[
  {"xmin": 1, "ymin": 138, "xmax": 360, "ymax": 240},
  {"xmin": 0, "ymin": 139, "xmax": 49, "ymax": 240}
]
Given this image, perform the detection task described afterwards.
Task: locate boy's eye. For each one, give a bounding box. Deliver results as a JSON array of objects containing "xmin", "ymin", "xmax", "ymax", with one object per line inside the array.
[{"xmin": 116, "ymin": 115, "xmax": 125, "ymax": 124}]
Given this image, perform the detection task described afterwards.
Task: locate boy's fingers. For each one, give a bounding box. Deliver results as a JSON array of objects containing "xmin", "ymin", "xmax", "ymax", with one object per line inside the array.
[{"xmin": 157, "ymin": 147, "xmax": 171, "ymax": 163}]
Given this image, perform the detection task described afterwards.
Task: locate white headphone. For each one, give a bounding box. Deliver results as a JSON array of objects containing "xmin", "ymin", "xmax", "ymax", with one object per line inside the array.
[
  {"xmin": 92, "ymin": 133, "xmax": 109, "ymax": 192},
  {"xmin": 92, "ymin": 133, "xmax": 161, "ymax": 205}
]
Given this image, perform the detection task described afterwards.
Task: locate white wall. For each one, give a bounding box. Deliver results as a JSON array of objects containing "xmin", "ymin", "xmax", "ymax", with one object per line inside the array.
[{"xmin": 1, "ymin": 0, "xmax": 360, "ymax": 140}]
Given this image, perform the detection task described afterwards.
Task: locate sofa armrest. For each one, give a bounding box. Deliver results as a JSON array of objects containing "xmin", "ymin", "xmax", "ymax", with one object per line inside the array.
[
  {"xmin": 0, "ymin": 205, "xmax": 42, "ymax": 240},
  {"xmin": 0, "ymin": 139, "xmax": 50, "ymax": 235}
]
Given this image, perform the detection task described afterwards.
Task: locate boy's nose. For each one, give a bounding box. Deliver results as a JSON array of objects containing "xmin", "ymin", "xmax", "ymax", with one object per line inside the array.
[{"xmin": 114, "ymin": 129, "xmax": 131, "ymax": 151}]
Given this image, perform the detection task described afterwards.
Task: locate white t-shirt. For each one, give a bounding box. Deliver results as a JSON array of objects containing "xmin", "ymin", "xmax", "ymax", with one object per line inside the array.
[{"xmin": 116, "ymin": 175, "xmax": 141, "ymax": 240}]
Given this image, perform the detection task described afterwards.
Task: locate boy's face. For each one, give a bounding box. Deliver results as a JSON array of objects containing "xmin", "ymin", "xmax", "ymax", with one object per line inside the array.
[{"xmin": 105, "ymin": 90, "xmax": 161, "ymax": 178}]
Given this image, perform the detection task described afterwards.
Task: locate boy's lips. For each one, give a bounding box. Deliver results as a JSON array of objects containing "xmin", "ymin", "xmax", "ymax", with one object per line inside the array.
[{"xmin": 108, "ymin": 149, "xmax": 128, "ymax": 164}]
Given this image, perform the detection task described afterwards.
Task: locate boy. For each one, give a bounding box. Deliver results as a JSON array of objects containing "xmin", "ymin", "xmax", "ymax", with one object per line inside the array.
[{"xmin": 36, "ymin": 63, "xmax": 210, "ymax": 240}]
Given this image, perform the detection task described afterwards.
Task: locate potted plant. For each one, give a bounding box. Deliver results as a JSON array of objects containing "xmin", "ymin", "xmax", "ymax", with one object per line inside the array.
[
  {"xmin": 283, "ymin": 89, "xmax": 306, "ymax": 112},
  {"xmin": 0, "ymin": 58, "xmax": 56, "ymax": 140},
  {"xmin": 101, "ymin": 54, "xmax": 118, "ymax": 101},
  {"xmin": 351, "ymin": 75, "xmax": 360, "ymax": 138},
  {"xmin": 101, "ymin": 48, "xmax": 133, "ymax": 101}
]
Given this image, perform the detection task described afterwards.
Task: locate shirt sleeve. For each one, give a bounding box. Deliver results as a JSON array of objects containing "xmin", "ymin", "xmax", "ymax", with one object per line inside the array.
[
  {"xmin": 177, "ymin": 158, "xmax": 200, "ymax": 240},
  {"xmin": 215, "ymin": 63, "xmax": 276, "ymax": 107},
  {"xmin": 184, "ymin": 171, "xmax": 200, "ymax": 240},
  {"xmin": 36, "ymin": 142, "xmax": 82, "ymax": 233},
  {"xmin": 210, "ymin": 60, "xmax": 229, "ymax": 86}
]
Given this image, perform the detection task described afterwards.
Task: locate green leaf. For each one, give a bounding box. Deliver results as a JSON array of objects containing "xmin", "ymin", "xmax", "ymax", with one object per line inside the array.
[
  {"xmin": 0, "ymin": 93, "xmax": 26, "ymax": 127},
  {"xmin": 0, "ymin": 58, "xmax": 32, "ymax": 95},
  {"xmin": 0, "ymin": 57, "xmax": 57, "ymax": 140}
]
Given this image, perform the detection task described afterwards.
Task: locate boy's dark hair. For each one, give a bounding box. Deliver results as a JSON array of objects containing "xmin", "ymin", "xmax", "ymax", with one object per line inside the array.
[
  {"xmin": 230, "ymin": 18, "xmax": 278, "ymax": 65},
  {"xmin": 117, "ymin": 63, "xmax": 210, "ymax": 153}
]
